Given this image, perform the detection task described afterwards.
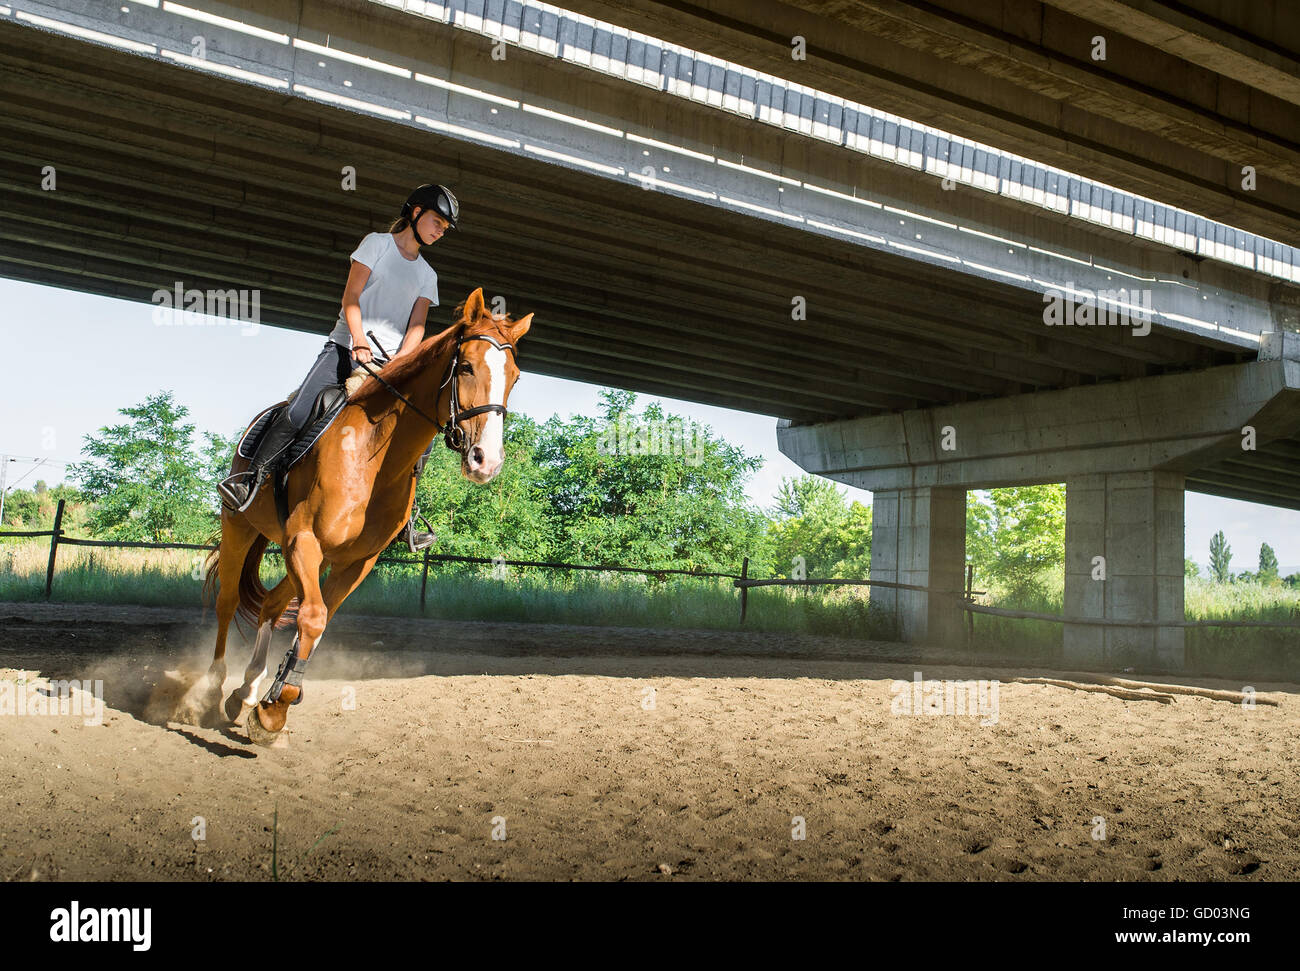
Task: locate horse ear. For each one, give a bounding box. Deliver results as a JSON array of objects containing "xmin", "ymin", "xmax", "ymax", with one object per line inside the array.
[
  {"xmin": 464, "ymin": 287, "xmax": 486, "ymax": 319},
  {"xmin": 508, "ymin": 312, "xmax": 533, "ymax": 343}
]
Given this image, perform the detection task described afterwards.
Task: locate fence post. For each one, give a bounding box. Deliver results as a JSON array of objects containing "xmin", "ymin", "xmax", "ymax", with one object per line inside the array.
[
  {"xmin": 739, "ymin": 556, "xmax": 749, "ymax": 625},
  {"xmin": 44, "ymin": 498, "xmax": 65, "ymax": 600},
  {"xmin": 420, "ymin": 548, "xmax": 431, "ymax": 614},
  {"xmin": 965, "ymin": 564, "xmax": 975, "ymax": 648}
]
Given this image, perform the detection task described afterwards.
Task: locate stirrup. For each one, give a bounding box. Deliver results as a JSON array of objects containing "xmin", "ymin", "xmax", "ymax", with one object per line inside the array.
[
  {"xmin": 405, "ymin": 514, "xmax": 437, "ymax": 553},
  {"xmin": 218, "ymin": 470, "xmax": 262, "ymax": 513}
]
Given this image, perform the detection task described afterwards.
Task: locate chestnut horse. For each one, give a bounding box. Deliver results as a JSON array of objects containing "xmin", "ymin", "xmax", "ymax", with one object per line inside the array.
[{"xmin": 201, "ymin": 288, "xmax": 531, "ymax": 745}]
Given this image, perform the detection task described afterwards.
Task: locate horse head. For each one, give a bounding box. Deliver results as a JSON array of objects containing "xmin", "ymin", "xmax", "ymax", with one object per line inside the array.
[{"xmin": 445, "ymin": 287, "xmax": 532, "ymax": 483}]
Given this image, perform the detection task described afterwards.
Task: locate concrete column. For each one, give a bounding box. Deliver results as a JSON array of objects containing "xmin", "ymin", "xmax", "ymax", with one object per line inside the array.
[
  {"xmin": 870, "ymin": 486, "xmax": 966, "ymax": 644},
  {"xmin": 1064, "ymin": 472, "xmax": 1185, "ymax": 670}
]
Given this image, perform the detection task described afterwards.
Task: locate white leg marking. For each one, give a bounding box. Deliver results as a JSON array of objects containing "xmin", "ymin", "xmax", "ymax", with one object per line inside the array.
[{"xmin": 239, "ymin": 621, "xmax": 274, "ymax": 704}]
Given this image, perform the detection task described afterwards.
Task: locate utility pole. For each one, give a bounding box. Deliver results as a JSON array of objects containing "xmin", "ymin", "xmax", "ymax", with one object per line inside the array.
[{"xmin": 0, "ymin": 455, "xmax": 8, "ymax": 526}]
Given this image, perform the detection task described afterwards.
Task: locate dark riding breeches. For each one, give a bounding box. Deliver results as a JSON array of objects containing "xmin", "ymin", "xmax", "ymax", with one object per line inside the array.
[
  {"xmin": 286, "ymin": 338, "xmax": 436, "ymax": 480},
  {"xmin": 285, "ymin": 340, "xmax": 357, "ymax": 431}
]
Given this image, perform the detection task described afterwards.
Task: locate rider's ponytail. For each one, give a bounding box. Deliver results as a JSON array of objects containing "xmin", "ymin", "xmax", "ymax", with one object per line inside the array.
[{"xmin": 388, "ymin": 216, "xmax": 410, "ymax": 234}]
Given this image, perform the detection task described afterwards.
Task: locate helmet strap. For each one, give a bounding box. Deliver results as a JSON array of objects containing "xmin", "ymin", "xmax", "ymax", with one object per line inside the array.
[{"xmin": 407, "ymin": 206, "xmax": 432, "ymax": 246}]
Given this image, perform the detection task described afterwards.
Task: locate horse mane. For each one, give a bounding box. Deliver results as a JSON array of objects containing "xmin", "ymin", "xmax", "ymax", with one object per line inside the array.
[
  {"xmin": 346, "ymin": 299, "xmax": 517, "ymax": 407},
  {"xmin": 347, "ymin": 317, "xmax": 464, "ymax": 406}
]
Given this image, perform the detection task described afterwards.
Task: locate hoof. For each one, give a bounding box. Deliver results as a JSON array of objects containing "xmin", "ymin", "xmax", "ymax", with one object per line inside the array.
[
  {"xmin": 246, "ymin": 707, "xmax": 289, "ymax": 749},
  {"xmin": 224, "ymin": 693, "xmax": 252, "ymax": 726}
]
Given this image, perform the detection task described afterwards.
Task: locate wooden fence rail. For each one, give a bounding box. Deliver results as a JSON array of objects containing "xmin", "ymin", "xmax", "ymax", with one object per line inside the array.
[
  {"xmin": 1, "ymin": 500, "xmax": 741, "ymax": 609},
  {"xmin": 5, "ymin": 502, "xmax": 1298, "ymax": 629}
]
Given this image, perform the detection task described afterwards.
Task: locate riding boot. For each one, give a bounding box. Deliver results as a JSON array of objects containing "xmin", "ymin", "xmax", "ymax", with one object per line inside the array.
[{"xmin": 218, "ymin": 410, "xmax": 299, "ymax": 512}]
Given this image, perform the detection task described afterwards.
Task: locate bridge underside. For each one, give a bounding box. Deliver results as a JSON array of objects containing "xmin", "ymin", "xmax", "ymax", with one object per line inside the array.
[
  {"xmin": 566, "ymin": 0, "xmax": 1300, "ymax": 243},
  {"xmin": 0, "ymin": 11, "xmax": 1261, "ymax": 430}
]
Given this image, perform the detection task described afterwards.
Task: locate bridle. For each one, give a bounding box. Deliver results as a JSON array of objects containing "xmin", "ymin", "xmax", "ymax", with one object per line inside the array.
[
  {"xmin": 352, "ymin": 331, "xmax": 516, "ymax": 455},
  {"xmin": 438, "ymin": 333, "xmax": 516, "ymax": 451}
]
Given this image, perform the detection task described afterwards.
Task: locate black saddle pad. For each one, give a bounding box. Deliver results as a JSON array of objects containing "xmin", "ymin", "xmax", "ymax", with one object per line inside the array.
[{"xmin": 236, "ymin": 386, "xmax": 349, "ymax": 471}]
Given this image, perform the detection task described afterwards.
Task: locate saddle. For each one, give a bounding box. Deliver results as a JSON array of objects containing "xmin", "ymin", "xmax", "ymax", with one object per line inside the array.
[
  {"xmin": 236, "ymin": 385, "xmax": 350, "ymax": 469},
  {"xmin": 235, "ymin": 385, "xmax": 351, "ymax": 524}
]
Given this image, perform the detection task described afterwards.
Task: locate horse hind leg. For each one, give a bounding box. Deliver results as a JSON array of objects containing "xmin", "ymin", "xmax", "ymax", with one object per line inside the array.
[
  {"xmin": 224, "ymin": 577, "xmax": 296, "ymax": 726},
  {"xmin": 197, "ymin": 515, "xmax": 258, "ymax": 726}
]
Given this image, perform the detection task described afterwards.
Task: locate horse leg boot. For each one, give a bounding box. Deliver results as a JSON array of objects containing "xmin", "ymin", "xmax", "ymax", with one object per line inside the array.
[
  {"xmin": 218, "ymin": 409, "xmax": 298, "ymax": 512},
  {"xmin": 403, "ymin": 439, "xmax": 438, "ymax": 553}
]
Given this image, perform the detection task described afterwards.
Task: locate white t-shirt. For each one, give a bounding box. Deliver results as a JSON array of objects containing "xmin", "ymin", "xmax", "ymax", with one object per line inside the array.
[{"xmin": 329, "ymin": 232, "xmax": 439, "ymax": 356}]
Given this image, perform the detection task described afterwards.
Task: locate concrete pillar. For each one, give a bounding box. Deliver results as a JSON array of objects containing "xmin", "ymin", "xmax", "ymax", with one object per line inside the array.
[
  {"xmin": 1064, "ymin": 472, "xmax": 1185, "ymax": 670},
  {"xmin": 870, "ymin": 486, "xmax": 966, "ymax": 644}
]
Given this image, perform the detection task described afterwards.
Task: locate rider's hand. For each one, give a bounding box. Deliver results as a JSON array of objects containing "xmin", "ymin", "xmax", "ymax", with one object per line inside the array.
[{"xmin": 353, "ymin": 344, "xmax": 373, "ymax": 365}]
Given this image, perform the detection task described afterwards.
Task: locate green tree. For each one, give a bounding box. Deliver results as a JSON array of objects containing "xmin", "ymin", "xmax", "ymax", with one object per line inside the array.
[
  {"xmin": 966, "ymin": 485, "xmax": 1066, "ymax": 597},
  {"xmin": 413, "ymin": 412, "xmax": 554, "ymax": 562},
  {"xmin": 1, "ymin": 483, "xmax": 85, "ymax": 531},
  {"xmin": 530, "ymin": 390, "xmax": 770, "ymax": 573},
  {"xmin": 767, "ymin": 475, "xmax": 871, "ymax": 578},
  {"xmin": 1184, "ymin": 558, "xmax": 1200, "ymax": 580},
  {"xmin": 68, "ymin": 391, "xmax": 232, "ymax": 543},
  {"xmin": 1258, "ymin": 542, "xmax": 1280, "ymax": 585},
  {"xmin": 1209, "ymin": 530, "xmax": 1232, "ymax": 583}
]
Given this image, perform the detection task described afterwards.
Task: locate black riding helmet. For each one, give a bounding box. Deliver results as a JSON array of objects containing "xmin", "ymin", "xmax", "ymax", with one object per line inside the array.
[{"xmin": 402, "ymin": 183, "xmax": 458, "ymax": 244}]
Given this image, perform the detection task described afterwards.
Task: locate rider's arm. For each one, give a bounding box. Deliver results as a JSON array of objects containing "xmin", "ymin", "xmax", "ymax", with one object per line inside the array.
[
  {"xmin": 341, "ymin": 261, "xmax": 373, "ymax": 361},
  {"xmin": 394, "ymin": 297, "xmax": 431, "ymax": 359}
]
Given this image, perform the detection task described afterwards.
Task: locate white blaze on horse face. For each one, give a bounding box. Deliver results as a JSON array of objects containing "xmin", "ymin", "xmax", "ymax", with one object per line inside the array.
[{"xmin": 474, "ymin": 346, "xmax": 507, "ymax": 475}]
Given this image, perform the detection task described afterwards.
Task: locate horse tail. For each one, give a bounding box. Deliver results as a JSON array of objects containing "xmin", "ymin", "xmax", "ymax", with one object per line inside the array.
[
  {"xmin": 200, "ymin": 529, "xmax": 223, "ymax": 612},
  {"xmin": 235, "ymin": 534, "xmax": 273, "ymax": 628}
]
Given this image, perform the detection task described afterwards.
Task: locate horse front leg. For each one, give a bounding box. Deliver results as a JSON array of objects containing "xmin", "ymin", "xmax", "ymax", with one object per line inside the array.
[
  {"xmin": 247, "ymin": 531, "xmax": 328, "ymax": 746},
  {"xmin": 244, "ymin": 548, "xmax": 383, "ymax": 746}
]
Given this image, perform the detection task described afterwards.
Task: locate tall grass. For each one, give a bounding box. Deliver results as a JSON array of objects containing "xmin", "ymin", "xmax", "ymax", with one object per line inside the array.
[
  {"xmin": 969, "ymin": 567, "xmax": 1300, "ymax": 677},
  {"xmin": 0, "ymin": 539, "xmax": 894, "ymax": 639},
  {"xmin": 4, "ymin": 540, "xmax": 1294, "ymax": 675}
]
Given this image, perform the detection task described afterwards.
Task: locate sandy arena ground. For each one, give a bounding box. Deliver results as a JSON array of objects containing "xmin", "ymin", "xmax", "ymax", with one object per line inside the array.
[{"xmin": 1, "ymin": 602, "xmax": 1297, "ymax": 881}]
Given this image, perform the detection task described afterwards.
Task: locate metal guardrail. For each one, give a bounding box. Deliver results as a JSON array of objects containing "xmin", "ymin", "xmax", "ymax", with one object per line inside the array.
[{"xmin": 377, "ymin": 0, "xmax": 1296, "ymax": 283}]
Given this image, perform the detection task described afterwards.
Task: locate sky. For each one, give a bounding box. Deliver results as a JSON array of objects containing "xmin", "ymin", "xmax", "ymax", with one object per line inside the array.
[{"xmin": 2, "ymin": 276, "xmax": 1298, "ymax": 574}]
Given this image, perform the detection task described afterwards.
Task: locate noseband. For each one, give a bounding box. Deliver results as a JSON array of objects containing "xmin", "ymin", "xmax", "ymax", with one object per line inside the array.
[{"xmin": 439, "ymin": 333, "xmax": 516, "ymax": 452}]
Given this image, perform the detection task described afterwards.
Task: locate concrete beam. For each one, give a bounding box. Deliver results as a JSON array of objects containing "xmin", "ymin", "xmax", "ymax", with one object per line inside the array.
[
  {"xmin": 563, "ymin": 0, "xmax": 1300, "ymax": 241},
  {"xmin": 777, "ymin": 359, "xmax": 1300, "ymax": 507}
]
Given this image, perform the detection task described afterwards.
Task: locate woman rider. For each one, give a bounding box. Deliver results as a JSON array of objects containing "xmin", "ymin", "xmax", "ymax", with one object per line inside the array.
[{"xmin": 217, "ymin": 183, "xmax": 457, "ymax": 552}]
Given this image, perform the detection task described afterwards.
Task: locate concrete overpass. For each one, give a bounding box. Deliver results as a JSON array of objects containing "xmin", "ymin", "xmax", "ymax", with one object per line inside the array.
[
  {"xmin": 563, "ymin": 0, "xmax": 1300, "ymax": 245},
  {"xmin": 1, "ymin": 0, "xmax": 1297, "ymax": 668}
]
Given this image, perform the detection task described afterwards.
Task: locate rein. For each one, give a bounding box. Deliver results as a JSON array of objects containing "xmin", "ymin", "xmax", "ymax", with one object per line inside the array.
[{"xmin": 353, "ymin": 333, "xmax": 516, "ymax": 452}]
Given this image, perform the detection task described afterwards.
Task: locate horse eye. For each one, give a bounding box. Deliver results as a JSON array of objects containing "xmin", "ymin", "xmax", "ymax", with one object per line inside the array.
[{"xmin": 459, "ymin": 363, "xmax": 474, "ymax": 375}]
